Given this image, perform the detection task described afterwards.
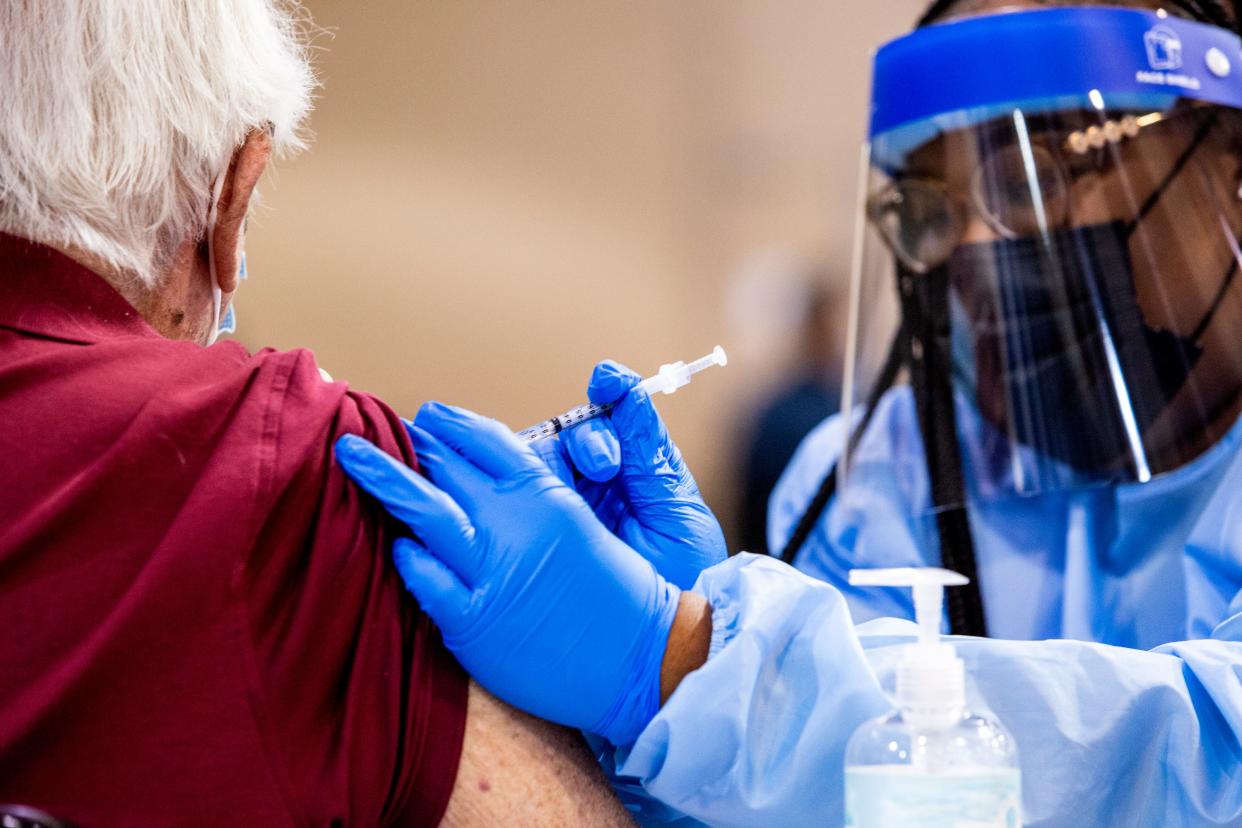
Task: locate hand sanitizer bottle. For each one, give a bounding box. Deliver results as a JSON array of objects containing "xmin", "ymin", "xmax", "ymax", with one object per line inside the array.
[{"xmin": 844, "ymin": 568, "xmax": 1021, "ymax": 828}]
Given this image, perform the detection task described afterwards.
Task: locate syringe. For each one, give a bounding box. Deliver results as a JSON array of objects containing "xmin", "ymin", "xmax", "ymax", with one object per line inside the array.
[{"xmin": 516, "ymin": 346, "xmax": 728, "ymax": 443}]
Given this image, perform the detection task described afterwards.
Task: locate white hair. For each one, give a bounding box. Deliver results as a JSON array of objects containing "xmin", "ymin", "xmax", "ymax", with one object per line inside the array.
[{"xmin": 0, "ymin": 1, "xmax": 316, "ymax": 287}]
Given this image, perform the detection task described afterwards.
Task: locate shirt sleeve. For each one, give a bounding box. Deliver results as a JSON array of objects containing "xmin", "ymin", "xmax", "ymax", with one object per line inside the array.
[
  {"xmin": 238, "ymin": 349, "xmax": 468, "ymax": 827},
  {"xmin": 617, "ymin": 554, "xmax": 1242, "ymax": 827}
]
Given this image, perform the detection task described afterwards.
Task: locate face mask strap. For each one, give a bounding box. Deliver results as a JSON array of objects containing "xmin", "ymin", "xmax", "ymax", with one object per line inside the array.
[
  {"xmin": 1191, "ymin": 259, "xmax": 1239, "ymax": 343},
  {"xmin": 204, "ymin": 173, "xmax": 228, "ymax": 346},
  {"xmin": 1126, "ymin": 109, "xmax": 1219, "ymax": 235},
  {"xmin": 1121, "ymin": 107, "xmax": 1237, "ymax": 347}
]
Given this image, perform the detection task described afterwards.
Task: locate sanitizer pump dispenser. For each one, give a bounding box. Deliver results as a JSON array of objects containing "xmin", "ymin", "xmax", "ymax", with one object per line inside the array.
[{"xmin": 844, "ymin": 568, "xmax": 1021, "ymax": 828}]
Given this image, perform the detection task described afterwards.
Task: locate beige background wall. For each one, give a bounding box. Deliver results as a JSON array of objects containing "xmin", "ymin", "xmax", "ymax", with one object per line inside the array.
[{"xmin": 243, "ymin": 0, "xmax": 927, "ymax": 547}]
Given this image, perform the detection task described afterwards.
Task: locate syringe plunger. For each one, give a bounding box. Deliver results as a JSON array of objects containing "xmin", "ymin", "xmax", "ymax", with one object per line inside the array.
[{"xmin": 636, "ymin": 345, "xmax": 728, "ymax": 397}]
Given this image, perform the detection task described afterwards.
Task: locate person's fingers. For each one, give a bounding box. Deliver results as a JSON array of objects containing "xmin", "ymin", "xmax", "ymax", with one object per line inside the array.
[
  {"xmin": 586, "ymin": 359, "xmax": 684, "ymax": 490},
  {"xmin": 610, "ymin": 389, "xmax": 703, "ymax": 503},
  {"xmin": 391, "ymin": 537, "xmax": 473, "ymax": 638},
  {"xmin": 335, "ymin": 434, "xmax": 485, "ymax": 585},
  {"xmin": 415, "ymin": 401, "xmax": 547, "ymax": 480},
  {"xmin": 335, "ymin": 434, "xmax": 433, "ymax": 527},
  {"xmin": 586, "ymin": 360, "xmax": 641, "ymax": 406},
  {"xmin": 609, "ymin": 386, "xmax": 666, "ymax": 468},
  {"xmin": 577, "ymin": 479, "xmax": 628, "ymax": 532},
  {"xmin": 562, "ymin": 417, "xmax": 622, "ymax": 483},
  {"xmin": 531, "ymin": 435, "xmax": 577, "ymax": 487},
  {"xmin": 404, "ymin": 423, "xmax": 495, "ymax": 514}
]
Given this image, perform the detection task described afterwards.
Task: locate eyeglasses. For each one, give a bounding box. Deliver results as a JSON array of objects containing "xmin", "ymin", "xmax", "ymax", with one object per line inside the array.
[{"xmin": 866, "ymin": 110, "xmax": 1179, "ymax": 274}]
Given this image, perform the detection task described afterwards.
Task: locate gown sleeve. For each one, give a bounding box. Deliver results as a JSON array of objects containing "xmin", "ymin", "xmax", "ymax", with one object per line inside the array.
[{"xmin": 616, "ymin": 554, "xmax": 1242, "ymax": 827}]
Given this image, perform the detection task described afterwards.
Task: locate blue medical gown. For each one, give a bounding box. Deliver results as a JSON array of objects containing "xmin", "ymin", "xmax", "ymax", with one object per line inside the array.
[{"xmin": 613, "ymin": 389, "xmax": 1242, "ymax": 826}]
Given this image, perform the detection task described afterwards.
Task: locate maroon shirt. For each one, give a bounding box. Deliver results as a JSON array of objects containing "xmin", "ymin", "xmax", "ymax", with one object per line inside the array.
[{"xmin": 0, "ymin": 236, "xmax": 467, "ymax": 827}]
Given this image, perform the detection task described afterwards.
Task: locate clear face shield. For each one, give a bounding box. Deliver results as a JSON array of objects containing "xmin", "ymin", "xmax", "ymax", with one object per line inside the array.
[{"xmin": 842, "ymin": 8, "xmax": 1242, "ymax": 513}]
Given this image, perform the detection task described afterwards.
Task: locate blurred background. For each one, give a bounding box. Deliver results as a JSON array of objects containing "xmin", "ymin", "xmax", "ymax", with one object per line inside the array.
[{"xmin": 244, "ymin": 0, "xmax": 928, "ymax": 553}]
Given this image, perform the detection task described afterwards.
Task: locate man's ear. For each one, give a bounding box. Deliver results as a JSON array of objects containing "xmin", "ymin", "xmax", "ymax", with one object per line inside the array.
[{"xmin": 210, "ymin": 129, "xmax": 272, "ymax": 294}]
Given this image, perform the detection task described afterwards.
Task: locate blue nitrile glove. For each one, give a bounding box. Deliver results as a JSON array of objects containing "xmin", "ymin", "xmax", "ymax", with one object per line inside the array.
[
  {"xmin": 531, "ymin": 360, "xmax": 727, "ymax": 589},
  {"xmin": 334, "ymin": 401, "xmax": 681, "ymax": 747}
]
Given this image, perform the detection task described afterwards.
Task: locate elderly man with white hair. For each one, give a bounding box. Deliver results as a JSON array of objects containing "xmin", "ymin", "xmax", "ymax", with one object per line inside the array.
[{"xmin": 0, "ymin": 3, "xmax": 634, "ymax": 826}]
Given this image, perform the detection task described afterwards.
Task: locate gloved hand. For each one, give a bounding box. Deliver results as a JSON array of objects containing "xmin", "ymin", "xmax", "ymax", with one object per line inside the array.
[
  {"xmin": 334, "ymin": 401, "xmax": 681, "ymax": 747},
  {"xmin": 531, "ymin": 360, "xmax": 727, "ymax": 589}
]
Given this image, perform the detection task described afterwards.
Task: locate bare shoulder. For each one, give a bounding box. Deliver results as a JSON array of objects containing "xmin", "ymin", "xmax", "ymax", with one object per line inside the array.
[{"xmin": 439, "ymin": 681, "xmax": 634, "ymax": 827}]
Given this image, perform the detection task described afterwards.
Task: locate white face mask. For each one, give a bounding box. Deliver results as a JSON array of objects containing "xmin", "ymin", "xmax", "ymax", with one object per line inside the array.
[{"xmin": 204, "ymin": 174, "xmax": 247, "ymax": 345}]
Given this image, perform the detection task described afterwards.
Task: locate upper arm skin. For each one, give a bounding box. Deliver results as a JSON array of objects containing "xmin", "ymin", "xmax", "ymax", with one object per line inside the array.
[{"xmin": 439, "ymin": 681, "xmax": 635, "ymax": 827}]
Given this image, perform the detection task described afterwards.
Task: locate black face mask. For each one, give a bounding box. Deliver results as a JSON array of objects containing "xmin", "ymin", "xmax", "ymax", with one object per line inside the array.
[{"xmin": 941, "ymin": 220, "xmax": 1204, "ymax": 478}]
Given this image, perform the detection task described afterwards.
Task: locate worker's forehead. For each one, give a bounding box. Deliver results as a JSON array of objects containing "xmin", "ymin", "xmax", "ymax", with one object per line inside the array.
[{"xmin": 935, "ymin": 0, "xmax": 1187, "ymax": 20}]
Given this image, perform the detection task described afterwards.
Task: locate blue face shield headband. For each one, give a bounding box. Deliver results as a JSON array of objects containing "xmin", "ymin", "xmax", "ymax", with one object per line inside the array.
[
  {"xmin": 781, "ymin": 8, "xmax": 1242, "ymax": 639},
  {"xmin": 870, "ymin": 6, "xmax": 1242, "ymax": 146}
]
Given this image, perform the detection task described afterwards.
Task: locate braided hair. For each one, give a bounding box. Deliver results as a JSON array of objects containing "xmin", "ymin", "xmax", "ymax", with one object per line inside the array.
[{"xmin": 917, "ymin": 0, "xmax": 1241, "ymax": 31}]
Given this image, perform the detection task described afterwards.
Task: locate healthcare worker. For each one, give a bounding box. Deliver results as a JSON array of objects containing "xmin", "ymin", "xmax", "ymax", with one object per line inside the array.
[{"xmin": 335, "ymin": 2, "xmax": 1242, "ymax": 826}]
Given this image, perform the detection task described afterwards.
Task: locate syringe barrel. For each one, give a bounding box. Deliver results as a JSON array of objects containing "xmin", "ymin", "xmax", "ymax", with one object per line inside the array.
[{"xmin": 516, "ymin": 400, "xmax": 615, "ymax": 443}]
